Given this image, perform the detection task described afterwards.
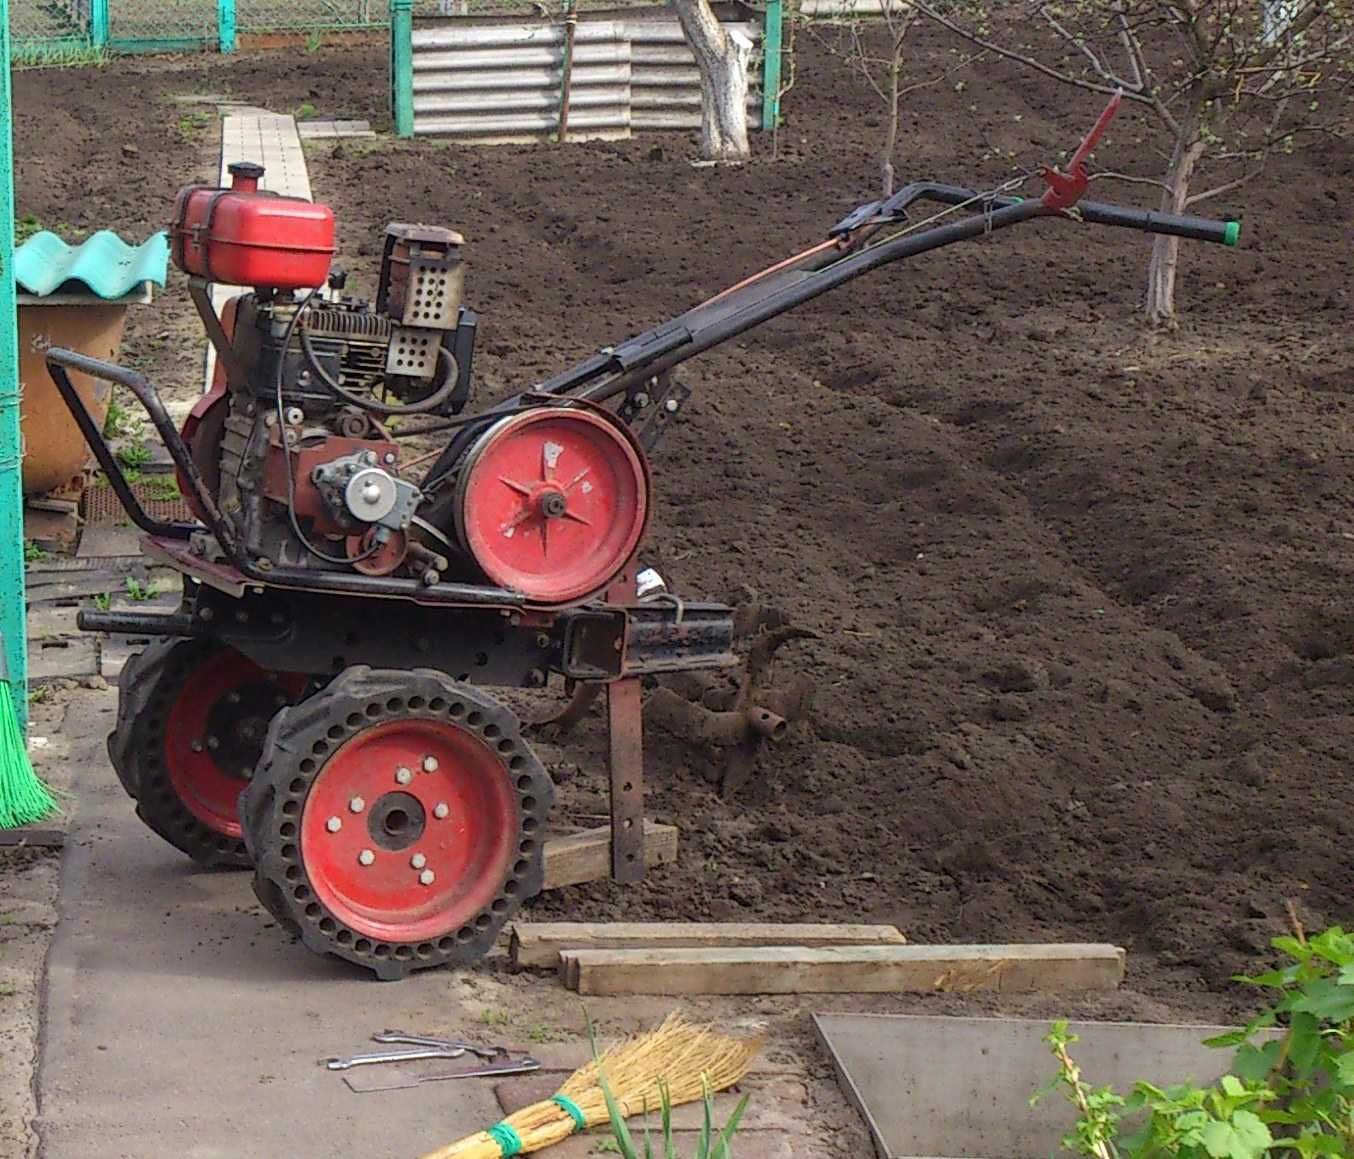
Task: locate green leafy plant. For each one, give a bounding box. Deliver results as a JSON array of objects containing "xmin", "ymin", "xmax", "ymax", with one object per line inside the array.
[
  {"xmin": 92, "ymin": 593, "xmax": 111, "ymax": 612},
  {"xmin": 23, "ymin": 539, "xmax": 48, "ymax": 563},
  {"xmin": 116, "ymin": 441, "xmax": 152, "ymax": 470},
  {"xmin": 596, "ymin": 1069, "xmax": 749, "ymax": 1159},
  {"xmin": 295, "ymin": 102, "xmax": 318, "ymax": 121},
  {"xmin": 176, "ymin": 109, "xmax": 212, "ymax": 141},
  {"xmin": 304, "ymin": 31, "xmax": 324, "ymax": 53},
  {"xmin": 103, "ymin": 399, "xmax": 136, "ymax": 440},
  {"xmin": 1040, "ymin": 923, "xmax": 1354, "ymax": 1158},
  {"xmin": 15, "ymin": 213, "xmax": 43, "ymax": 243},
  {"xmin": 141, "ymin": 475, "xmax": 181, "ymax": 501},
  {"xmin": 124, "ymin": 577, "xmax": 154, "ymax": 602}
]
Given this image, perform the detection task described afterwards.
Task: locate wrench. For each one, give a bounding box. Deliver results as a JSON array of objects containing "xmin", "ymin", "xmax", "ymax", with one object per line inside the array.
[
  {"xmin": 322, "ymin": 1044, "xmax": 471, "ymax": 1070},
  {"xmin": 373, "ymin": 1030, "xmax": 506, "ymax": 1060},
  {"xmin": 342, "ymin": 1056, "xmax": 541, "ymax": 1093}
]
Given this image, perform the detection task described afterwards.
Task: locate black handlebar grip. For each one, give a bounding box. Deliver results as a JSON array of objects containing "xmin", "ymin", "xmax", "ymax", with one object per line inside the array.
[{"xmin": 1076, "ymin": 199, "xmax": 1240, "ymax": 246}]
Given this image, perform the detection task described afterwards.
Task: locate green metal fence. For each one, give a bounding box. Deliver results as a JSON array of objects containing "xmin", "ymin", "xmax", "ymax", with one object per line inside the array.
[{"xmin": 10, "ymin": 0, "xmax": 386, "ymax": 56}]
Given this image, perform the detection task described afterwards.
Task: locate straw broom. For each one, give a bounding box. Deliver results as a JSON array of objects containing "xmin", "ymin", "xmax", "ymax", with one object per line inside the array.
[{"xmin": 418, "ymin": 1013, "xmax": 760, "ymax": 1159}]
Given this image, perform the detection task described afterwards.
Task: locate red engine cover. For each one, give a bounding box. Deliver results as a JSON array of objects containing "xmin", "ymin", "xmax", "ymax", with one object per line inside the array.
[{"xmin": 171, "ymin": 161, "xmax": 335, "ymax": 290}]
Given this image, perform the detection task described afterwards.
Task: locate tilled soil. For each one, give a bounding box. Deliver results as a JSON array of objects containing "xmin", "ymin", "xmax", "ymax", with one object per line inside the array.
[{"xmin": 13, "ymin": 31, "xmax": 1353, "ymax": 1017}]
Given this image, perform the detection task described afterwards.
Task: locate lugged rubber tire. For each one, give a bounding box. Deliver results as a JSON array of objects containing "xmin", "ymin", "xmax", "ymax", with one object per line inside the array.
[
  {"xmin": 109, "ymin": 638, "xmax": 307, "ymax": 868},
  {"xmin": 240, "ymin": 666, "xmax": 554, "ymax": 980}
]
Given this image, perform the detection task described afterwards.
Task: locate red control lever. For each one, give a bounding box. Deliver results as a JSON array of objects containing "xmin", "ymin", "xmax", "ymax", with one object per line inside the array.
[{"xmin": 1040, "ymin": 90, "xmax": 1122, "ymax": 211}]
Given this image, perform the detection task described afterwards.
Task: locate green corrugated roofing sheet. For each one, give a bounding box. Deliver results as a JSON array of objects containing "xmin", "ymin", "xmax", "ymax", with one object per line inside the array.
[{"xmin": 15, "ymin": 230, "xmax": 169, "ymax": 299}]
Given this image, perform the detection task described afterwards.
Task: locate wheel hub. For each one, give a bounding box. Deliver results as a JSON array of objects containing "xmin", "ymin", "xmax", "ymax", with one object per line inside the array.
[{"xmin": 368, "ymin": 790, "xmax": 427, "ymax": 851}]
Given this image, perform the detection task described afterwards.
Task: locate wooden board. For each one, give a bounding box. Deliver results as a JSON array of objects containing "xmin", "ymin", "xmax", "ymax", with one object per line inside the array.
[
  {"xmin": 26, "ymin": 605, "xmax": 82, "ymax": 641},
  {"xmin": 77, "ymin": 527, "xmax": 144, "ymax": 559},
  {"xmin": 28, "ymin": 636, "xmax": 99, "ymax": 682},
  {"xmin": 540, "ymin": 821, "xmax": 676, "ymax": 891},
  {"xmin": 511, "ymin": 921, "xmax": 906, "ymax": 969},
  {"xmin": 561, "ymin": 943, "xmax": 1126, "ymax": 996}
]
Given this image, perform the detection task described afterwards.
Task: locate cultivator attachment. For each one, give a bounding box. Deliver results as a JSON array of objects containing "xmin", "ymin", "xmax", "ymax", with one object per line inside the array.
[{"xmin": 48, "ymin": 94, "xmax": 1239, "ymax": 979}]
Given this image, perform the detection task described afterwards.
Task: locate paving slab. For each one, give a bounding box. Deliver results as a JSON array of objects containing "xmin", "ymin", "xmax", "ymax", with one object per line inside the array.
[{"xmin": 34, "ymin": 705, "xmax": 503, "ymax": 1158}]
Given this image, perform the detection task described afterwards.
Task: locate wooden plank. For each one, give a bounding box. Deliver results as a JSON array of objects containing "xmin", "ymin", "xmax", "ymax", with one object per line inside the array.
[
  {"xmin": 27, "ymin": 556, "xmax": 141, "ymax": 575},
  {"xmin": 511, "ymin": 921, "xmax": 907, "ymax": 970},
  {"xmin": 24, "ymin": 572, "xmax": 130, "ymax": 604},
  {"xmin": 29, "ymin": 636, "xmax": 99, "ymax": 682},
  {"xmin": 562, "ymin": 943, "xmax": 1126, "ymax": 997},
  {"xmin": 541, "ymin": 821, "xmax": 677, "ymax": 891},
  {"xmin": 26, "ymin": 605, "xmax": 82, "ymax": 641},
  {"xmin": 77, "ymin": 526, "xmax": 144, "ymax": 559}
]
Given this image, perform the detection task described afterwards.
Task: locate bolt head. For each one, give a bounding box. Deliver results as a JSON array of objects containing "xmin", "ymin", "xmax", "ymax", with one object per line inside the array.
[
  {"xmin": 383, "ymin": 452, "xmax": 397, "ymax": 465},
  {"xmin": 225, "ymin": 691, "xmax": 241, "ymax": 705},
  {"xmin": 395, "ymin": 766, "xmax": 413, "ymax": 785},
  {"xmin": 665, "ymin": 398, "xmax": 680, "ymax": 413},
  {"xmin": 419, "ymin": 869, "xmax": 436, "ymax": 886},
  {"xmin": 422, "ymin": 755, "xmax": 439, "ymax": 773},
  {"xmin": 326, "ymin": 816, "xmax": 342, "ymax": 833},
  {"xmin": 411, "ymin": 852, "xmax": 427, "ymax": 869},
  {"xmin": 206, "ymin": 736, "xmax": 220, "ymax": 751},
  {"xmin": 358, "ymin": 849, "xmax": 375, "ymax": 866},
  {"xmin": 433, "ymin": 802, "xmax": 450, "ymax": 820},
  {"xmin": 348, "ymin": 796, "xmax": 365, "ymax": 814},
  {"xmin": 190, "ymin": 739, "xmax": 204, "ymax": 753}
]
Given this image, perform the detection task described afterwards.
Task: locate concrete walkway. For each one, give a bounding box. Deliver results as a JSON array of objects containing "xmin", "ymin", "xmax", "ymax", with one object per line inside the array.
[
  {"xmin": 32, "ymin": 692, "xmax": 830, "ymax": 1158},
  {"xmin": 35, "ymin": 692, "xmax": 504, "ymax": 1158}
]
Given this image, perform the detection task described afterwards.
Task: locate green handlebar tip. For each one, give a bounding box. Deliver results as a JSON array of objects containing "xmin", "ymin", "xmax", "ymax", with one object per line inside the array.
[{"xmin": 1223, "ymin": 221, "xmax": 1240, "ymax": 246}]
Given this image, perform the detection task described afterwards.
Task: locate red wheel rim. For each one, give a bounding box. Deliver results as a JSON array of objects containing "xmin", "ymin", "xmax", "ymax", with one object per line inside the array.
[
  {"xmin": 456, "ymin": 409, "xmax": 648, "ymax": 604},
  {"xmin": 299, "ymin": 719, "xmax": 517, "ymax": 942},
  {"xmin": 163, "ymin": 650, "xmax": 305, "ymax": 837}
]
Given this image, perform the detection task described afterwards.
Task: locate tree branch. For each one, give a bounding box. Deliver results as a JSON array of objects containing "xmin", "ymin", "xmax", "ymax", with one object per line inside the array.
[
  {"xmin": 1185, "ymin": 161, "xmax": 1265, "ymax": 204},
  {"xmin": 1089, "ymin": 170, "xmax": 1175, "ymax": 193}
]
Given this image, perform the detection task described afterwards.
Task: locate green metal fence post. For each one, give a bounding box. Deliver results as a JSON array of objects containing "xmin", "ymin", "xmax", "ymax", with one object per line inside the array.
[
  {"xmin": 761, "ymin": 0, "xmax": 783, "ymax": 131},
  {"xmin": 90, "ymin": 0, "xmax": 111, "ymax": 47},
  {"xmin": 391, "ymin": 0, "xmax": 414, "ymax": 138},
  {"xmin": 218, "ymin": 0, "xmax": 237, "ymax": 53},
  {"xmin": 0, "ymin": 0, "xmax": 27, "ymax": 733}
]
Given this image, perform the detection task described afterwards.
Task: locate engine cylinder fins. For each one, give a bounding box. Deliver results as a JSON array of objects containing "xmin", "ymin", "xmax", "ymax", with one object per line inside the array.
[
  {"xmin": 452, "ymin": 408, "xmax": 650, "ymax": 606},
  {"xmin": 240, "ymin": 667, "xmax": 553, "ymax": 980},
  {"xmin": 109, "ymin": 638, "xmax": 310, "ymax": 868}
]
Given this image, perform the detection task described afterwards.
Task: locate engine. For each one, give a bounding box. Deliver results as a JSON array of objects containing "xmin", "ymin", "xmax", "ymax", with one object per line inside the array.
[{"xmin": 172, "ymin": 163, "xmax": 650, "ymax": 604}]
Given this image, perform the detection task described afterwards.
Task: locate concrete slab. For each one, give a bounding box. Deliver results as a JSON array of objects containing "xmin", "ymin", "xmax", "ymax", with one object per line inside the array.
[
  {"xmin": 34, "ymin": 708, "xmax": 504, "ymax": 1158},
  {"xmin": 298, "ymin": 119, "xmax": 376, "ymax": 139},
  {"xmin": 814, "ymin": 1013, "xmax": 1256, "ymax": 1159}
]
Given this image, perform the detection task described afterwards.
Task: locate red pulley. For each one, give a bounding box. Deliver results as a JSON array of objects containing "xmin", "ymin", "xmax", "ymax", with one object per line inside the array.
[{"xmin": 454, "ymin": 408, "xmax": 649, "ymax": 605}]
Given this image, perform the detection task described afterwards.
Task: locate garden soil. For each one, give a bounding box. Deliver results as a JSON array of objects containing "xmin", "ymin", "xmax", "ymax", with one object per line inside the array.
[{"xmin": 12, "ymin": 29, "xmax": 1353, "ymax": 1017}]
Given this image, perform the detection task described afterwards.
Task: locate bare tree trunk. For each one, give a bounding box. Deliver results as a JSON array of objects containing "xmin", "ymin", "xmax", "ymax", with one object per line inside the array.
[
  {"xmin": 1146, "ymin": 100, "xmax": 1206, "ymax": 326},
  {"xmin": 673, "ymin": 0, "xmax": 751, "ymax": 161},
  {"xmin": 880, "ymin": 51, "xmax": 901, "ymax": 197}
]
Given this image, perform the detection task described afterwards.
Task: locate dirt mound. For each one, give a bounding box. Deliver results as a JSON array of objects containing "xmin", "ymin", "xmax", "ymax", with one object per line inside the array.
[{"xmin": 16, "ymin": 29, "xmax": 1353, "ymax": 1011}]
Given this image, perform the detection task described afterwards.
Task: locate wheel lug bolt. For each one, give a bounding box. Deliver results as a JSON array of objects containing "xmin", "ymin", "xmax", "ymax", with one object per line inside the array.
[
  {"xmin": 419, "ymin": 869, "xmax": 436, "ymax": 886},
  {"xmin": 206, "ymin": 736, "xmax": 220, "ymax": 750},
  {"xmin": 433, "ymin": 802, "xmax": 449, "ymax": 820},
  {"xmin": 226, "ymin": 691, "xmax": 240, "ymax": 704},
  {"xmin": 395, "ymin": 766, "xmax": 413, "ymax": 785},
  {"xmin": 348, "ymin": 796, "xmax": 365, "ymax": 813},
  {"xmin": 191, "ymin": 739, "xmax": 204, "ymax": 753},
  {"xmin": 411, "ymin": 852, "xmax": 427, "ymax": 869},
  {"xmin": 358, "ymin": 849, "xmax": 375, "ymax": 866},
  {"xmin": 422, "ymin": 756, "xmax": 439, "ymax": 773},
  {"xmin": 326, "ymin": 816, "xmax": 342, "ymax": 833}
]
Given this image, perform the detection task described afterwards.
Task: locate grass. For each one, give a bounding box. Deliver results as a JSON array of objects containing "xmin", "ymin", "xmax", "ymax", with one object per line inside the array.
[
  {"xmin": 295, "ymin": 101, "xmax": 318, "ymax": 121},
  {"xmin": 176, "ymin": 109, "xmax": 213, "ymax": 142},
  {"xmin": 305, "ymin": 30, "xmax": 324, "ymax": 52},
  {"xmin": 23, "ymin": 540, "xmax": 48, "ymax": 564},
  {"xmin": 479, "ymin": 1007, "xmax": 511, "ymax": 1027},
  {"xmin": 103, "ymin": 399, "xmax": 137, "ymax": 440},
  {"xmin": 526, "ymin": 1023, "xmax": 564, "ymax": 1044},
  {"xmin": 124, "ymin": 577, "xmax": 155, "ymax": 602},
  {"xmin": 116, "ymin": 442, "xmax": 153, "ymax": 470},
  {"xmin": 15, "ymin": 213, "xmax": 43, "ymax": 244},
  {"xmin": 141, "ymin": 475, "xmax": 181, "ymax": 501},
  {"xmin": 12, "ymin": 43, "xmax": 110, "ymax": 70}
]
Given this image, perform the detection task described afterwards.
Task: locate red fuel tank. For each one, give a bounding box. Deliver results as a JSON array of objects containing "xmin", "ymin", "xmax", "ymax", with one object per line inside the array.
[{"xmin": 171, "ymin": 161, "xmax": 335, "ymax": 289}]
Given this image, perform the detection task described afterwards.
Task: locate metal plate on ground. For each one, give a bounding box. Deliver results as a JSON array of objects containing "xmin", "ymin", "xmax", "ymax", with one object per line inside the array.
[
  {"xmin": 83, "ymin": 480, "xmax": 193, "ymax": 528},
  {"xmin": 812, "ymin": 1013, "xmax": 1254, "ymax": 1159}
]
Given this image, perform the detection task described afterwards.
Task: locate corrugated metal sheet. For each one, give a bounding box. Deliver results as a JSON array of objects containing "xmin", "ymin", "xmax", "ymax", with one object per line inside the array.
[
  {"xmin": 411, "ymin": 11, "xmax": 762, "ymax": 141},
  {"xmin": 413, "ymin": 21, "xmax": 631, "ymax": 142},
  {"xmin": 15, "ymin": 230, "xmax": 169, "ymax": 300},
  {"xmin": 623, "ymin": 19, "xmax": 760, "ymax": 130}
]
